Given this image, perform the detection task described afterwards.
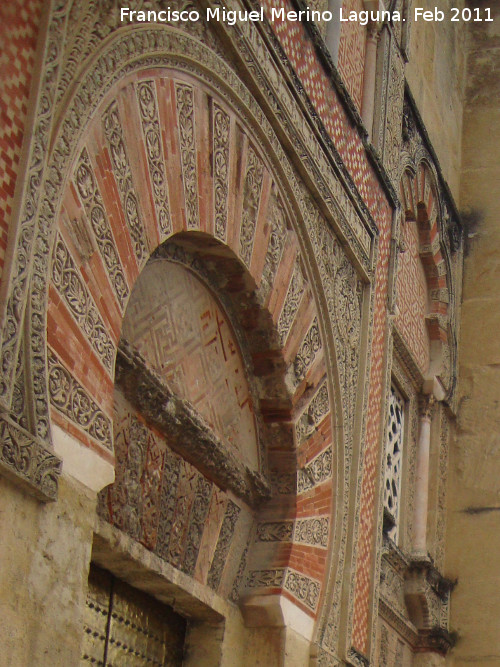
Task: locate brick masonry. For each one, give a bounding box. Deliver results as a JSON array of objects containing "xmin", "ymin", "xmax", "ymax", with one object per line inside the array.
[
  {"xmin": 0, "ymin": 0, "xmax": 43, "ymax": 280},
  {"xmin": 396, "ymin": 219, "xmax": 430, "ymax": 374}
]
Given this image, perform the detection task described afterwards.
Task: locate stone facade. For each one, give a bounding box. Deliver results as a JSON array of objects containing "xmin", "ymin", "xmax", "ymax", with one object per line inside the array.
[{"xmin": 0, "ymin": 1, "xmax": 495, "ymax": 665}]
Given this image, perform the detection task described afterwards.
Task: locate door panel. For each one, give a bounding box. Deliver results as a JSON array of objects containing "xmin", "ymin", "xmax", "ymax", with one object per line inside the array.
[{"xmin": 82, "ymin": 564, "xmax": 186, "ymax": 666}]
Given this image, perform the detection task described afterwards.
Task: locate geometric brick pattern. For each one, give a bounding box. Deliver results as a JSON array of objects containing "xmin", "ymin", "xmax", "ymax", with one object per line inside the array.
[
  {"xmin": 0, "ymin": 0, "xmax": 43, "ymax": 281},
  {"xmin": 337, "ymin": 0, "xmax": 367, "ymax": 110},
  {"xmin": 351, "ymin": 196, "xmax": 391, "ymax": 653},
  {"xmin": 262, "ymin": 0, "xmax": 390, "ymax": 221},
  {"xmin": 396, "ymin": 218, "xmax": 431, "ymax": 373},
  {"xmin": 261, "ymin": 2, "xmax": 395, "ymax": 650},
  {"xmin": 353, "ymin": 163, "xmax": 451, "ymax": 652}
]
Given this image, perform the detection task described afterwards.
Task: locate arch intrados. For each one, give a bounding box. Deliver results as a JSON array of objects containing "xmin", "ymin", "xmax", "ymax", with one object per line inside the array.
[{"xmin": 40, "ymin": 26, "xmax": 345, "ymax": 441}]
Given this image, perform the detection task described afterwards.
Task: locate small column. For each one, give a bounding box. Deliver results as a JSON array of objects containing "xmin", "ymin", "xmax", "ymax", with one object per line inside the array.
[
  {"xmin": 412, "ymin": 394, "xmax": 435, "ymax": 557},
  {"xmin": 361, "ymin": 21, "xmax": 381, "ymax": 137}
]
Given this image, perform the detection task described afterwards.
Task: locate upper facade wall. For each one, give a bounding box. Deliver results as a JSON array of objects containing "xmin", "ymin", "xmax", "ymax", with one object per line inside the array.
[{"xmin": 405, "ymin": 0, "xmax": 467, "ymax": 201}]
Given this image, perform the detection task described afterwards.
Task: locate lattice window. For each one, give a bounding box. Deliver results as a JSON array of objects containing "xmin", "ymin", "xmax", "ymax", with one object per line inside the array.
[{"xmin": 383, "ymin": 384, "xmax": 405, "ymax": 541}]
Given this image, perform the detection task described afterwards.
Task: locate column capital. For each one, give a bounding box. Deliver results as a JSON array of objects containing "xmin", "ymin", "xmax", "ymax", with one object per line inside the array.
[
  {"xmin": 418, "ymin": 394, "xmax": 436, "ymax": 420},
  {"xmin": 366, "ymin": 20, "xmax": 383, "ymax": 41}
]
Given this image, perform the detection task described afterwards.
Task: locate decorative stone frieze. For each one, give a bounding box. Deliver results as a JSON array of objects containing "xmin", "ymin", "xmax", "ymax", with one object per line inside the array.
[
  {"xmin": 297, "ymin": 446, "xmax": 333, "ymax": 494},
  {"xmin": 284, "ymin": 568, "xmax": 321, "ymax": 612},
  {"xmin": 115, "ymin": 338, "xmax": 270, "ymax": 506},
  {"xmin": 212, "ymin": 101, "xmax": 231, "ymax": 242},
  {"xmin": 136, "ymin": 80, "xmax": 172, "ymax": 238},
  {"xmin": 292, "ymin": 317, "xmax": 323, "ymax": 387},
  {"xmin": 295, "ymin": 381, "xmax": 330, "ymax": 444},
  {"xmin": 73, "ymin": 148, "xmax": 130, "ymax": 309},
  {"xmin": 103, "ymin": 99, "xmax": 149, "ymax": 264},
  {"xmin": 0, "ymin": 411, "xmax": 62, "ymax": 502},
  {"xmin": 47, "ymin": 349, "xmax": 113, "ymax": 451},
  {"xmin": 175, "ymin": 82, "xmax": 200, "ymax": 230},
  {"xmin": 239, "ymin": 145, "xmax": 264, "ymax": 267},
  {"xmin": 295, "ymin": 516, "xmax": 330, "ymax": 548},
  {"xmin": 51, "ymin": 234, "xmax": 115, "ymax": 374},
  {"xmin": 207, "ymin": 500, "xmax": 241, "ymax": 590},
  {"xmin": 256, "ymin": 521, "xmax": 294, "ymax": 543}
]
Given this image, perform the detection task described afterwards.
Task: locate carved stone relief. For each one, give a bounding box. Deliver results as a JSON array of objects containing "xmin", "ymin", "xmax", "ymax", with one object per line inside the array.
[
  {"xmin": 295, "ymin": 517, "xmax": 330, "ymax": 548},
  {"xmin": 183, "ymin": 476, "xmax": 213, "ymax": 576},
  {"xmin": 73, "ymin": 148, "xmax": 130, "ymax": 310},
  {"xmin": 11, "ymin": 336, "xmax": 28, "ymax": 430},
  {"xmin": 278, "ymin": 260, "xmax": 305, "ymax": 347},
  {"xmin": 0, "ymin": 412, "xmax": 61, "ymax": 502},
  {"xmin": 258, "ymin": 193, "xmax": 288, "ymax": 301},
  {"xmin": 155, "ymin": 449, "xmax": 182, "ymax": 560},
  {"xmin": 101, "ymin": 394, "xmax": 251, "ymax": 595},
  {"xmin": 175, "ymin": 82, "xmax": 199, "ymax": 230},
  {"xmin": 0, "ymin": 18, "xmax": 376, "ymax": 656},
  {"xmin": 292, "ymin": 317, "xmax": 323, "ymax": 387},
  {"xmin": 301, "ymin": 195, "xmax": 364, "ymax": 651},
  {"xmin": 136, "ymin": 80, "xmax": 172, "ymax": 238},
  {"xmin": 207, "ymin": 500, "xmax": 241, "ymax": 590},
  {"xmin": 4, "ymin": 23, "xmax": 372, "ymax": 465},
  {"xmin": 0, "ymin": 1, "xmax": 70, "ymax": 408},
  {"xmin": 284, "ymin": 569, "xmax": 321, "ymax": 612},
  {"xmin": 379, "ymin": 558, "xmax": 407, "ymax": 620},
  {"xmin": 246, "ymin": 568, "xmax": 285, "ymax": 589},
  {"xmin": 103, "ymin": 99, "xmax": 149, "ymax": 264},
  {"xmin": 51, "ymin": 233, "xmax": 115, "ymax": 373},
  {"xmin": 382, "ymin": 42, "xmax": 405, "ymax": 185},
  {"xmin": 230, "ymin": 540, "xmax": 250, "ymax": 603},
  {"xmin": 47, "ymin": 348, "xmax": 113, "ymax": 450},
  {"xmin": 297, "ymin": 446, "xmax": 333, "ymax": 494},
  {"xmin": 239, "ymin": 145, "xmax": 264, "ymax": 266},
  {"xmin": 296, "ymin": 381, "xmax": 330, "ymax": 444},
  {"xmin": 212, "ymin": 102, "xmax": 231, "ymax": 241},
  {"xmin": 256, "ymin": 521, "xmax": 294, "ymax": 543}
]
